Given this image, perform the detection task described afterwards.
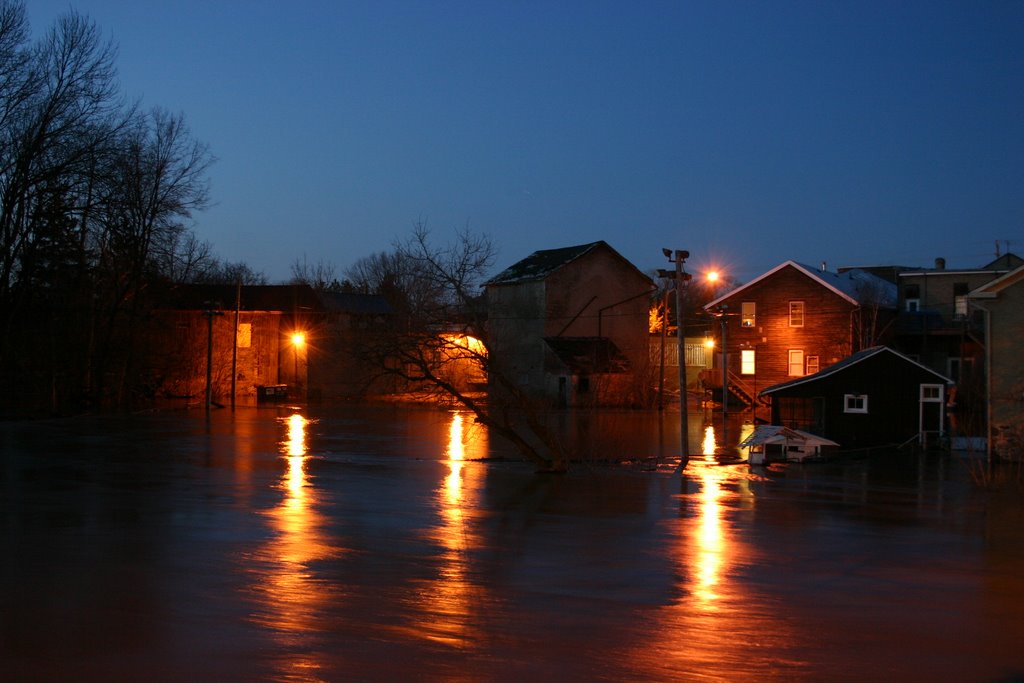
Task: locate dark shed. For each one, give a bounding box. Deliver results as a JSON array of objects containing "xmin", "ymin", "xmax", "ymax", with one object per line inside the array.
[{"xmin": 760, "ymin": 346, "xmax": 952, "ymax": 449}]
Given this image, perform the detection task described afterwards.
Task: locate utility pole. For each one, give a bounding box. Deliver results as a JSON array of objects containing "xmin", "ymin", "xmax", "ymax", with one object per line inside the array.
[
  {"xmin": 658, "ymin": 248, "xmax": 691, "ymax": 466},
  {"xmin": 202, "ymin": 303, "xmax": 225, "ymax": 413}
]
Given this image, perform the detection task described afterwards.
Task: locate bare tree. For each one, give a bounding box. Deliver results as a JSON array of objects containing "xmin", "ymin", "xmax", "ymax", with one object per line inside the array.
[
  {"xmin": 354, "ymin": 223, "xmax": 570, "ymax": 471},
  {"xmin": 290, "ymin": 254, "xmax": 339, "ymax": 291},
  {"xmin": 196, "ymin": 258, "xmax": 267, "ymax": 285}
]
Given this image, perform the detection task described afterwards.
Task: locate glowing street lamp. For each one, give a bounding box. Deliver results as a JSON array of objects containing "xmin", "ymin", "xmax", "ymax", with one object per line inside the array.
[{"xmin": 291, "ymin": 331, "xmax": 305, "ymax": 398}]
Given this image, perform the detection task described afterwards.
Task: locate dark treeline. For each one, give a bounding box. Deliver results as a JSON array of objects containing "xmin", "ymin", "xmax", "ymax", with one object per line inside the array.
[{"xmin": 0, "ymin": 2, "xmax": 248, "ymax": 416}]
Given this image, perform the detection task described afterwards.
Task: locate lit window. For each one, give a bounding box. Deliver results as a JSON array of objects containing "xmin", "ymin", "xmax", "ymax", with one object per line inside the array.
[
  {"xmin": 844, "ymin": 394, "xmax": 868, "ymax": 414},
  {"xmin": 954, "ymin": 297, "xmax": 967, "ymax": 319},
  {"xmin": 237, "ymin": 323, "xmax": 251, "ymax": 349},
  {"xmin": 953, "ymin": 283, "xmax": 968, "ymax": 319},
  {"xmin": 741, "ymin": 349, "xmax": 756, "ymax": 375},
  {"xmin": 741, "ymin": 302, "xmax": 756, "ymax": 328},
  {"xmin": 806, "ymin": 355, "xmax": 819, "ymax": 375},
  {"xmin": 789, "ymin": 301, "xmax": 804, "ymax": 327},
  {"xmin": 788, "ymin": 349, "xmax": 804, "ymax": 377}
]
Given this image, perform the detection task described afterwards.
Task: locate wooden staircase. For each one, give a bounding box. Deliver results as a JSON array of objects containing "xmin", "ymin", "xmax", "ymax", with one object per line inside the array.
[{"xmin": 726, "ymin": 371, "xmax": 768, "ymax": 408}]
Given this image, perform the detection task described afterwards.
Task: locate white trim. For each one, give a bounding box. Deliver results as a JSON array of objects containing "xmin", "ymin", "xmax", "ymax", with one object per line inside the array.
[
  {"xmin": 705, "ymin": 260, "xmax": 860, "ymax": 309},
  {"xmin": 760, "ymin": 346, "xmax": 953, "ymax": 396},
  {"xmin": 844, "ymin": 394, "xmax": 868, "ymax": 414}
]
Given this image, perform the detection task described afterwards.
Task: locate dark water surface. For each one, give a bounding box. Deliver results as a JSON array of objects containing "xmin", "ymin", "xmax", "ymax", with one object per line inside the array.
[{"xmin": 2, "ymin": 404, "xmax": 1023, "ymax": 682}]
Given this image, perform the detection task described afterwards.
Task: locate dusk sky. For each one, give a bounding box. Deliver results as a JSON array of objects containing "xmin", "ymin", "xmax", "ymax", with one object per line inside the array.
[{"xmin": 29, "ymin": 1, "xmax": 1024, "ymax": 284}]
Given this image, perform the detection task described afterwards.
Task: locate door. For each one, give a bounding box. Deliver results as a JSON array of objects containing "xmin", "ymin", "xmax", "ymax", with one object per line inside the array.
[{"xmin": 919, "ymin": 384, "xmax": 944, "ymax": 445}]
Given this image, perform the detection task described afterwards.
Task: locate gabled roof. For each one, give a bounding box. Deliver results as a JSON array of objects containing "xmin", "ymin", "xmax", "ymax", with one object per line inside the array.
[
  {"xmin": 739, "ymin": 425, "xmax": 839, "ymax": 448},
  {"xmin": 759, "ymin": 346, "xmax": 951, "ymax": 396},
  {"xmin": 705, "ymin": 261, "xmax": 897, "ymax": 310},
  {"xmin": 967, "ymin": 263, "xmax": 1024, "ymax": 299},
  {"xmin": 485, "ymin": 240, "xmax": 646, "ymax": 286}
]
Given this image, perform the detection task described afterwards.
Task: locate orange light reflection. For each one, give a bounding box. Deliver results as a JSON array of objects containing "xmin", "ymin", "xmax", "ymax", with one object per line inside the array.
[
  {"xmin": 400, "ymin": 411, "xmax": 489, "ymax": 648},
  {"xmin": 249, "ymin": 412, "xmax": 339, "ymax": 680}
]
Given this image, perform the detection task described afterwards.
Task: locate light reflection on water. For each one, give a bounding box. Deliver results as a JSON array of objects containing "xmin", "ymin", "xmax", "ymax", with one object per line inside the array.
[
  {"xmin": 249, "ymin": 412, "xmax": 340, "ymax": 679},
  {"xmin": 8, "ymin": 406, "xmax": 1020, "ymax": 680},
  {"xmin": 399, "ymin": 411, "xmax": 491, "ymax": 648}
]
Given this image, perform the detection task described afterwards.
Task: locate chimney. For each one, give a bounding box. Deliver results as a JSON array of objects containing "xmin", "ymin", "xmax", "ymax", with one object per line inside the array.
[
  {"xmin": 820, "ymin": 261, "xmax": 827, "ymax": 273},
  {"xmin": 935, "ymin": 257, "xmax": 946, "ymax": 270}
]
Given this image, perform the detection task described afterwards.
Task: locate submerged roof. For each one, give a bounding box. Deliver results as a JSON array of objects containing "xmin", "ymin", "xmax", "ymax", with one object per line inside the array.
[
  {"xmin": 485, "ymin": 241, "xmax": 643, "ymax": 286},
  {"xmin": 760, "ymin": 345, "xmax": 951, "ymax": 396},
  {"xmin": 705, "ymin": 261, "xmax": 897, "ymax": 310},
  {"xmin": 739, "ymin": 425, "xmax": 839, "ymax": 448}
]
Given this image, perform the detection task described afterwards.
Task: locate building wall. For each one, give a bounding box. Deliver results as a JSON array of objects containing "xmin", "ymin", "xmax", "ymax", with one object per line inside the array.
[
  {"xmin": 984, "ymin": 280, "xmax": 1024, "ymax": 449},
  {"xmin": 486, "ymin": 279, "xmax": 547, "ymax": 392},
  {"xmin": 155, "ymin": 310, "xmax": 283, "ymax": 406},
  {"xmin": 720, "ymin": 265, "xmax": 857, "ymax": 396},
  {"xmin": 486, "ymin": 246, "xmax": 652, "ymax": 406},
  {"xmin": 769, "ymin": 351, "xmax": 947, "ymax": 448}
]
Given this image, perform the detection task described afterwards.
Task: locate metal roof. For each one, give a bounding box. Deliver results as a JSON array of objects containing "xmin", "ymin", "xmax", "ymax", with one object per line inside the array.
[{"xmin": 705, "ymin": 261, "xmax": 897, "ymax": 310}]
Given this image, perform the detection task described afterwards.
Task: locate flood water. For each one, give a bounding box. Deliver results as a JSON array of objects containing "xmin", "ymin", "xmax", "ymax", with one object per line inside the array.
[{"xmin": 3, "ymin": 403, "xmax": 1024, "ymax": 682}]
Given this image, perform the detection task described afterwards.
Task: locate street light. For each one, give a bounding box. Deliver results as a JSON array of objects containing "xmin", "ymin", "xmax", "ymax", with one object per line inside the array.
[
  {"xmin": 659, "ymin": 248, "xmax": 691, "ymax": 466},
  {"xmin": 291, "ymin": 331, "xmax": 305, "ymax": 398}
]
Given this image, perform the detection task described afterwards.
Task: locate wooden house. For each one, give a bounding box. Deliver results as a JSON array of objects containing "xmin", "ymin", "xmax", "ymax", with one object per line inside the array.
[
  {"xmin": 968, "ymin": 264, "xmax": 1024, "ymax": 460},
  {"xmin": 485, "ymin": 241, "xmax": 653, "ymax": 407},
  {"xmin": 760, "ymin": 346, "xmax": 953, "ymax": 450},
  {"xmin": 703, "ymin": 261, "xmax": 897, "ymax": 414}
]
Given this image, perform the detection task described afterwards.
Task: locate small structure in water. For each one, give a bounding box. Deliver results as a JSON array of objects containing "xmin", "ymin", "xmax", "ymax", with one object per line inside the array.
[{"xmin": 740, "ymin": 425, "xmax": 839, "ymax": 465}]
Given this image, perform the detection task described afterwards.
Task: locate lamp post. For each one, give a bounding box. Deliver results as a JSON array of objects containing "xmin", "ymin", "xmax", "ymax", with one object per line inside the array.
[
  {"xmin": 659, "ymin": 248, "xmax": 691, "ymax": 465},
  {"xmin": 717, "ymin": 305, "xmax": 729, "ymax": 445}
]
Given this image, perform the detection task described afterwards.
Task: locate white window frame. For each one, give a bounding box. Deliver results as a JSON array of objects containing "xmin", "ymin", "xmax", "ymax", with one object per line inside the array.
[
  {"xmin": 788, "ymin": 349, "xmax": 804, "ymax": 377},
  {"xmin": 789, "ymin": 301, "xmax": 805, "ymax": 327},
  {"xmin": 844, "ymin": 394, "xmax": 868, "ymax": 414},
  {"xmin": 906, "ymin": 299, "xmax": 920, "ymax": 313},
  {"xmin": 740, "ymin": 349, "xmax": 756, "ymax": 375},
  {"xmin": 806, "ymin": 355, "xmax": 820, "ymax": 375},
  {"xmin": 741, "ymin": 301, "xmax": 756, "ymax": 328},
  {"xmin": 954, "ymin": 296, "xmax": 968, "ymax": 319},
  {"xmin": 920, "ymin": 384, "xmax": 943, "ymax": 402}
]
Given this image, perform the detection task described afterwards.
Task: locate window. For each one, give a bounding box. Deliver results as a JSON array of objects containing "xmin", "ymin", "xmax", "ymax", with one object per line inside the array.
[
  {"xmin": 806, "ymin": 355, "xmax": 820, "ymax": 375},
  {"xmin": 788, "ymin": 349, "xmax": 804, "ymax": 376},
  {"xmin": 904, "ymin": 283, "xmax": 920, "ymax": 312},
  {"xmin": 741, "ymin": 349, "xmax": 756, "ymax": 375},
  {"xmin": 789, "ymin": 301, "xmax": 805, "ymax": 327},
  {"xmin": 237, "ymin": 323, "xmax": 252, "ymax": 348},
  {"xmin": 741, "ymin": 301, "xmax": 756, "ymax": 327},
  {"xmin": 920, "ymin": 384, "xmax": 943, "ymax": 402},
  {"xmin": 844, "ymin": 394, "xmax": 868, "ymax": 414},
  {"xmin": 953, "ymin": 282, "xmax": 969, "ymax": 319}
]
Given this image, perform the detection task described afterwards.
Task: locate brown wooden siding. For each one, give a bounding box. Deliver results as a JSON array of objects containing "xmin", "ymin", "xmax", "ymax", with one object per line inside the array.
[{"xmin": 718, "ymin": 265, "xmax": 858, "ymax": 394}]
